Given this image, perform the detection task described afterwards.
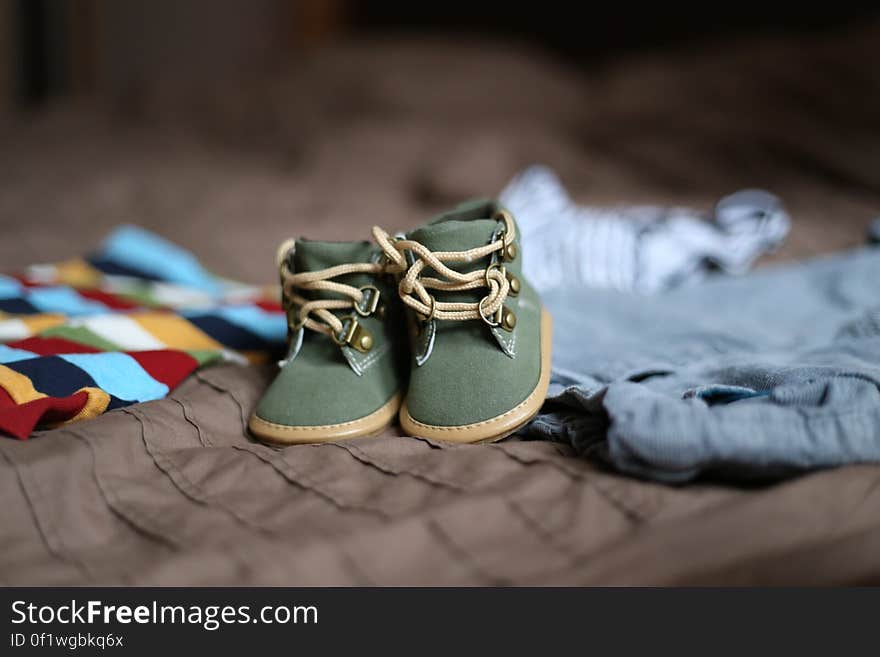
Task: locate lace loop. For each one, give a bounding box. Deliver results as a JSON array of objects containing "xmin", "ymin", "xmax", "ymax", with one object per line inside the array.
[
  {"xmin": 278, "ymin": 243, "xmax": 384, "ymax": 343},
  {"xmin": 371, "ymin": 210, "xmax": 516, "ymax": 324}
]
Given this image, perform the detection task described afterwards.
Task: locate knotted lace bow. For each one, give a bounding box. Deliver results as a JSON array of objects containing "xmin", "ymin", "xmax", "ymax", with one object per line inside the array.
[{"xmin": 371, "ymin": 209, "xmax": 516, "ymax": 326}]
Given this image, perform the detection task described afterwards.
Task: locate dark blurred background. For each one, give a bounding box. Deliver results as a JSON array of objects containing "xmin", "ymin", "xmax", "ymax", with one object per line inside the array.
[
  {"xmin": 1, "ymin": 1, "xmax": 878, "ymax": 282},
  {"xmin": 3, "ymin": 2, "xmax": 877, "ymax": 109},
  {"xmin": 2, "ymin": 2, "xmax": 877, "ymax": 108}
]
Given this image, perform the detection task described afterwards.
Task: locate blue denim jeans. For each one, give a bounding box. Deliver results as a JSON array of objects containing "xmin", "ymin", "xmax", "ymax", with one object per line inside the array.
[{"xmin": 527, "ymin": 247, "xmax": 880, "ymax": 482}]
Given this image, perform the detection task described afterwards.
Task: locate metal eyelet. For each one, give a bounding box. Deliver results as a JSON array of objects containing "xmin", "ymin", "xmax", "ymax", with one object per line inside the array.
[
  {"xmin": 502, "ymin": 238, "xmax": 517, "ymax": 262},
  {"xmin": 484, "ymin": 262, "xmax": 505, "ymax": 289},
  {"xmin": 332, "ymin": 315, "xmax": 374, "ymax": 353},
  {"xmin": 492, "ymin": 208, "xmax": 517, "ymax": 261},
  {"xmin": 492, "ymin": 208, "xmax": 514, "ymax": 225},
  {"xmin": 494, "ymin": 228, "xmax": 517, "ymax": 262},
  {"xmin": 355, "ymin": 285, "xmax": 381, "ymax": 317},
  {"xmin": 478, "ymin": 296, "xmax": 501, "ymax": 328}
]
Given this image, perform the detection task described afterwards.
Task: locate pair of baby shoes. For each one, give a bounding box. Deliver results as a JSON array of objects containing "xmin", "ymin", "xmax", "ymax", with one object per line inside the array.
[{"xmin": 248, "ymin": 199, "xmax": 552, "ymax": 444}]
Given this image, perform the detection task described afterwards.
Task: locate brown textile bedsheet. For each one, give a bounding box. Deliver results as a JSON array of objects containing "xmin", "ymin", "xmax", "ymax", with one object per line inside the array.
[{"xmin": 1, "ymin": 24, "xmax": 879, "ymax": 585}]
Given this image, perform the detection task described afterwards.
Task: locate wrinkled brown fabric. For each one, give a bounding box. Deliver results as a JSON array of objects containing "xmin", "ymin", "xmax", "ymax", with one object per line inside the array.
[
  {"xmin": 1, "ymin": 364, "xmax": 878, "ymax": 585},
  {"xmin": 1, "ymin": 25, "xmax": 880, "ymax": 585}
]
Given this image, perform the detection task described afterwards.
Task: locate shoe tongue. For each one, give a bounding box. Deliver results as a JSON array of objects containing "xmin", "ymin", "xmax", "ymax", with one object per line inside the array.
[
  {"xmin": 408, "ymin": 198, "xmax": 501, "ymax": 252},
  {"xmin": 407, "ymin": 218, "xmax": 498, "ymax": 254},
  {"xmin": 293, "ymin": 240, "xmax": 375, "ymax": 273}
]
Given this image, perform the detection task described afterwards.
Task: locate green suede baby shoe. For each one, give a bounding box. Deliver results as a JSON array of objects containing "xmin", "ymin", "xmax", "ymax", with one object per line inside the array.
[
  {"xmin": 373, "ymin": 200, "xmax": 551, "ymax": 443},
  {"xmin": 249, "ymin": 238, "xmax": 407, "ymax": 444}
]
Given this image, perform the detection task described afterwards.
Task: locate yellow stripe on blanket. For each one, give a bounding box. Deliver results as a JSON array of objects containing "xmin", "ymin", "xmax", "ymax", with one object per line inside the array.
[
  {"xmin": 53, "ymin": 258, "xmax": 104, "ymax": 289},
  {"xmin": 22, "ymin": 314, "xmax": 67, "ymax": 334},
  {"xmin": 51, "ymin": 387, "xmax": 110, "ymax": 427},
  {"xmin": 132, "ymin": 312, "xmax": 225, "ymax": 351},
  {"xmin": 0, "ymin": 365, "xmax": 48, "ymax": 404},
  {"xmin": 0, "ymin": 366, "xmax": 108, "ymax": 419},
  {"xmin": 0, "ymin": 364, "xmax": 109, "ymax": 424}
]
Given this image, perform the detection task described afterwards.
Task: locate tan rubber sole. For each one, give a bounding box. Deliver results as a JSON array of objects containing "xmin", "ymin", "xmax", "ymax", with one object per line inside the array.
[
  {"xmin": 399, "ymin": 307, "xmax": 552, "ymax": 444},
  {"xmin": 248, "ymin": 393, "xmax": 401, "ymax": 445}
]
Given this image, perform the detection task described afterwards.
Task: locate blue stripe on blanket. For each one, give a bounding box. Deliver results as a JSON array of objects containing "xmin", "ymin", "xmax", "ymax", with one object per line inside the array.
[
  {"xmin": 59, "ymin": 352, "xmax": 169, "ymax": 402},
  {"xmin": 96, "ymin": 224, "xmax": 222, "ymax": 295}
]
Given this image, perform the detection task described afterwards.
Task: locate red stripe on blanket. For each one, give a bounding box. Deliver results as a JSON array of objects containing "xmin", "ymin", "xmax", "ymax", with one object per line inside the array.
[
  {"xmin": 254, "ymin": 299, "xmax": 284, "ymax": 313},
  {"xmin": 0, "ymin": 387, "xmax": 13, "ymax": 410},
  {"xmin": 125, "ymin": 350, "xmax": 200, "ymax": 389},
  {"xmin": 8, "ymin": 336, "xmax": 102, "ymax": 355},
  {"xmin": 77, "ymin": 289, "xmax": 142, "ymax": 310},
  {"xmin": 9, "ymin": 274, "xmax": 50, "ymax": 288},
  {"xmin": 0, "ymin": 387, "xmax": 89, "ymax": 440}
]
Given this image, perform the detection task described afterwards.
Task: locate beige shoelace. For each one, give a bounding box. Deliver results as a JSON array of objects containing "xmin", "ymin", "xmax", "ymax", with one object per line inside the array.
[
  {"xmin": 371, "ymin": 210, "xmax": 516, "ymax": 326},
  {"xmin": 277, "ymin": 239, "xmax": 384, "ymax": 342}
]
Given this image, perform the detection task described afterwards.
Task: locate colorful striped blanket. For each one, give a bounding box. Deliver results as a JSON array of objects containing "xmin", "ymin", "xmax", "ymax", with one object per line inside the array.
[{"xmin": 0, "ymin": 225, "xmax": 286, "ymax": 439}]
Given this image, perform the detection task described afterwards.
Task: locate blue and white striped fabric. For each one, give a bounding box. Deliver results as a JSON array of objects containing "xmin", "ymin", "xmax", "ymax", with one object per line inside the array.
[{"xmin": 500, "ymin": 166, "xmax": 790, "ymax": 294}]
